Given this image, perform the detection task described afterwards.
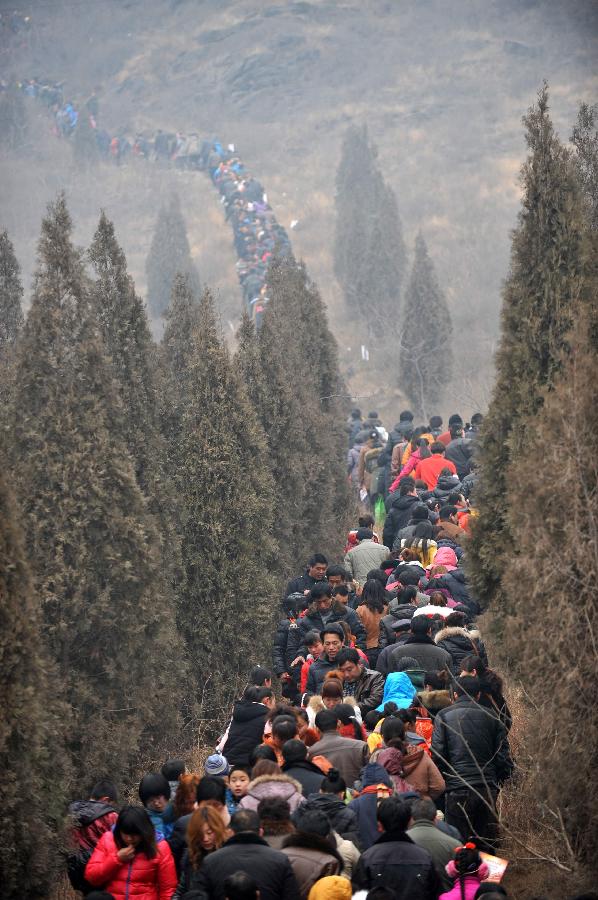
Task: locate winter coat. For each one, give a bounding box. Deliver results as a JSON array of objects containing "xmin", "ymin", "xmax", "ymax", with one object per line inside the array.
[
  {"xmin": 382, "ymin": 494, "xmax": 421, "ymax": 548},
  {"xmin": 417, "ymin": 689, "xmax": 451, "ymax": 718},
  {"xmin": 85, "ymin": 831, "xmax": 177, "ymax": 900},
  {"xmin": 298, "ymin": 605, "xmax": 366, "ymax": 655},
  {"xmin": 356, "ymin": 604, "xmax": 387, "ymax": 650},
  {"xmin": 334, "ymin": 833, "xmax": 360, "ymax": 881},
  {"xmin": 346, "ymin": 668, "xmax": 385, "ymax": 717},
  {"xmin": 282, "ymin": 760, "xmax": 325, "ymax": 797},
  {"xmin": 435, "ymin": 521, "xmax": 466, "ymax": 546},
  {"xmin": 435, "ymin": 626, "xmax": 482, "ymax": 673},
  {"xmin": 306, "ymin": 654, "xmax": 342, "ymax": 693},
  {"xmin": 189, "ymin": 831, "xmax": 300, "ymax": 900},
  {"xmin": 240, "ymin": 773, "xmax": 305, "ymax": 813},
  {"xmin": 414, "ymin": 455, "xmax": 457, "ymax": 489},
  {"xmin": 432, "ymin": 696, "xmax": 513, "ymax": 791},
  {"xmin": 426, "ymin": 569, "xmax": 479, "ymax": 614},
  {"xmin": 407, "ymin": 819, "xmax": 461, "ymax": 891},
  {"xmin": 401, "ymin": 745, "xmax": 445, "ymax": 799},
  {"xmin": 308, "ymin": 733, "xmax": 370, "ymax": 788},
  {"xmin": 285, "ymin": 572, "xmax": 327, "ymax": 598},
  {"xmin": 303, "ymin": 793, "xmax": 358, "ymax": 839},
  {"xmin": 375, "ymin": 671, "xmax": 416, "ymax": 711},
  {"xmin": 344, "ymin": 539, "xmax": 390, "ymax": 585},
  {"xmin": 273, "ymin": 616, "xmax": 302, "ymax": 675},
  {"xmin": 69, "ymin": 800, "xmax": 118, "ymax": 851},
  {"xmin": 348, "ymin": 763, "xmax": 394, "ymax": 849},
  {"xmin": 430, "ymin": 473, "xmax": 462, "ymax": 502},
  {"xmin": 222, "ymin": 699, "xmax": 268, "ymax": 767},
  {"xmin": 351, "ymin": 830, "xmax": 440, "ymax": 899},
  {"xmin": 460, "ymin": 472, "xmax": 477, "ymax": 500},
  {"xmin": 439, "ymin": 860, "xmax": 490, "ymax": 900},
  {"xmin": 444, "ymin": 438, "xmax": 474, "ymax": 479},
  {"xmin": 172, "ymin": 848, "xmax": 217, "ymax": 899},
  {"xmin": 390, "ymin": 635, "xmax": 452, "ymax": 673},
  {"xmin": 281, "ymin": 833, "xmax": 343, "ymax": 899}
]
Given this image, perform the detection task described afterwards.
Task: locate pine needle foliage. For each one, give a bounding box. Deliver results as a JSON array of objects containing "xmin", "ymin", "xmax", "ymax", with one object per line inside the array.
[
  {"xmin": 0, "ymin": 229, "xmax": 24, "ymax": 355},
  {"xmin": 334, "ymin": 126, "xmax": 406, "ymax": 332},
  {"xmin": 469, "ymin": 85, "xmax": 586, "ymax": 609},
  {"xmin": 0, "ymin": 474, "xmax": 68, "ymax": 899},
  {"xmin": 146, "ymin": 194, "xmax": 200, "ymax": 319},
  {"xmin": 398, "ymin": 232, "xmax": 453, "ymax": 418},
  {"xmin": 237, "ymin": 257, "xmax": 354, "ymax": 570},
  {"xmin": 162, "ymin": 286, "xmax": 278, "ymax": 721},
  {"xmin": 9, "ymin": 195, "xmax": 183, "ymax": 788}
]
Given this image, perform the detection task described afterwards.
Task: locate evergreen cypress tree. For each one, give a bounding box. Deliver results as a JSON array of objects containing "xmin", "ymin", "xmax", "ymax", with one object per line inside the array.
[
  {"xmin": 334, "ymin": 126, "xmax": 407, "ymax": 332},
  {"xmin": 0, "ymin": 474, "xmax": 68, "ymax": 900},
  {"xmin": 398, "ymin": 232, "xmax": 453, "ymax": 418},
  {"xmin": 571, "ymin": 102, "xmax": 598, "ymax": 230},
  {"xmin": 469, "ymin": 85, "xmax": 586, "ymax": 609},
  {"xmin": 0, "ymin": 229, "xmax": 24, "ymax": 356},
  {"xmin": 146, "ymin": 194, "xmax": 200, "ymax": 319},
  {"xmin": 163, "ymin": 286, "xmax": 278, "ymax": 720},
  {"xmin": 10, "ymin": 196, "xmax": 183, "ymax": 786},
  {"xmin": 238, "ymin": 257, "xmax": 353, "ymax": 567}
]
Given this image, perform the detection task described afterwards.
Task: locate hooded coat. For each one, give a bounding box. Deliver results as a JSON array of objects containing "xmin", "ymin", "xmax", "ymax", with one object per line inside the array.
[
  {"xmin": 240, "ymin": 773, "xmax": 305, "ymax": 813},
  {"xmin": 222, "ymin": 700, "xmax": 268, "ymax": 767},
  {"xmin": 435, "ymin": 626, "xmax": 482, "ymax": 673},
  {"xmin": 375, "ymin": 672, "xmax": 416, "ymax": 711},
  {"xmin": 85, "ymin": 831, "xmax": 177, "ymax": 900}
]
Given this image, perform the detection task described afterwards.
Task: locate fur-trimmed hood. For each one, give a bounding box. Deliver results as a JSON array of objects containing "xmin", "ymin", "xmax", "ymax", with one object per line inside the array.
[
  {"xmin": 246, "ymin": 772, "xmax": 304, "ymax": 797},
  {"xmin": 435, "ymin": 625, "xmax": 479, "ymax": 643}
]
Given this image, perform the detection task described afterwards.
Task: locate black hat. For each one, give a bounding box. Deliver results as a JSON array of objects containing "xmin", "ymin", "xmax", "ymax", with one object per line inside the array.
[{"xmin": 391, "ymin": 618, "xmax": 412, "ymax": 632}]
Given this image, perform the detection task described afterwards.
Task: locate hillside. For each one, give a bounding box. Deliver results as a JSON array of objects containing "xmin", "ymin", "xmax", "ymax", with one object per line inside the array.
[{"xmin": 1, "ymin": 0, "xmax": 596, "ymax": 416}]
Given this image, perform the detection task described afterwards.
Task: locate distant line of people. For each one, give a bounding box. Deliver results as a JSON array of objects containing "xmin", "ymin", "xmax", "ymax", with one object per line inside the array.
[{"xmin": 16, "ymin": 76, "xmax": 293, "ymax": 324}]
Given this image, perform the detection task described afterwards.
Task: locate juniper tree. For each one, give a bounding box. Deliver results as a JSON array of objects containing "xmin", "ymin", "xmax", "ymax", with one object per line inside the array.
[
  {"xmin": 334, "ymin": 126, "xmax": 406, "ymax": 331},
  {"xmin": 0, "ymin": 229, "xmax": 23, "ymax": 355},
  {"xmin": 0, "ymin": 474, "xmax": 69, "ymax": 900},
  {"xmin": 88, "ymin": 212, "xmax": 178, "ymax": 569},
  {"xmin": 571, "ymin": 102, "xmax": 598, "ymax": 230},
  {"xmin": 146, "ymin": 194, "xmax": 200, "ymax": 319},
  {"xmin": 398, "ymin": 232, "xmax": 453, "ymax": 418},
  {"xmin": 10, "ymin": 196, "xmax": 183, "ymax": 786},
  {"xmin": 163, "ymin": 286, "xmax": 278, "ymax": 719},
  {"xmin": 469, "ymin": 85, "xmax": 586, "ymax": 610}
]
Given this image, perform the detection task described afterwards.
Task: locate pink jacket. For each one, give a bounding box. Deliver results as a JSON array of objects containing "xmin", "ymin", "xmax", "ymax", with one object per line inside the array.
[{"xmin": 439, "ymin": 861, "xmax": 490, "ymax": 900}]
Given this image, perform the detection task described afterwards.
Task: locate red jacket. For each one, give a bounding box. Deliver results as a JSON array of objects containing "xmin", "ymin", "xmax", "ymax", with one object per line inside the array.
[{"xmin": 85, "ymin": 830, "xmax": 177, "ymax": 900}]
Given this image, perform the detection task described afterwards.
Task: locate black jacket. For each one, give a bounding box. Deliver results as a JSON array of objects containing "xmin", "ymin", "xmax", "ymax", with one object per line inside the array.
[
  {"xmin": 222, "ymin": 700, "xmax": 268, "ymax": 767},
  {"xmin": 303, "ymin": 793, "xmax": 359, "ymax": 839},
  {"xmin": 297, "ymin": 605, "xmax": 366, "ymax": 653},
  {"xmin": 189, "ymin": 831, "xmax": 300, "ymax": 900},
  {"xmin": 390, "ymin": 635, "xmax": 452, "ymax": 673},
  {"xmin": 168, "ymin": 813, "xmax": 192, "ymax": 873},
  {"xmin": 382, "ymin": 494, "xmax": 422, "ymax": 548},
  {"xmin": 434, "ymin": 626, "xmax": 481, "ymax": 674},
  {"xmin": 352, "ymin": 830, "xmax": 439, "ymax": 900},
  {"xmin": 444, "ymin": 438, "xmax": 474, "ymax": 479},
  {"xmin": 425, "ymin": 569, "xmax": 479, "ymax": 614},
  {"xmin": 272, "ymin": 616, "xmax": 302, "ymax": 675},
  {"xmin": 281, "ymin": 760, "xmax": 324, "ymax": 797},
  {"xmin": 431, "ymin": 696, "xmax": 513, "ymax": 791},
  {"xmin": 285, "ymin": 571, "xmax": 325, "ymax": 598}
]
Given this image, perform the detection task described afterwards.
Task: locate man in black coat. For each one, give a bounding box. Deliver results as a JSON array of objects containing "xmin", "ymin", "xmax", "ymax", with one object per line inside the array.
[
  {"xmin": 389, "ymin": 615, "xmax": 452, "ymax": 673},
  {"xmin": 281, "ymin": 740, "xmax": 324, "ymax": 797},
  {"xmin": 297, "ymin": 583, "xmax": 366, "ymax": 658},
  {"xmin": 190, "ymin": 809, "xmax": 300, "ymax": 900},
  {"xmin": 431, "ymin": 675, "xmax": 513, "ymax": 852},
  {"xmin": 222, "ymin": 686, "xmax": 274, "ymax": 768},
  {"xmin": 284, "ymin": 554, "xmax": 328, "ymax": 597},
  {"xmin": 352, "ymin": 796, "xmax": 439, "ymax": 899}
]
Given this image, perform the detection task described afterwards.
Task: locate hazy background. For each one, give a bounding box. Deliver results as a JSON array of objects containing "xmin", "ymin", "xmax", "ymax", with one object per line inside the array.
[{"xmin": 1, "ymin": 0, "xmax": 596, "ymax": 418}]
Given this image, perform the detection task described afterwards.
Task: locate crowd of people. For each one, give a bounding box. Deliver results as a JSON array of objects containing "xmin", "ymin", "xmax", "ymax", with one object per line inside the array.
[
  {"xmin": 16, "ymin": 77, "xmax": 292, "ymax": 323},
  {"xmin": 65, "ymin": 407, "xmax": 572, "ymax": 900}
]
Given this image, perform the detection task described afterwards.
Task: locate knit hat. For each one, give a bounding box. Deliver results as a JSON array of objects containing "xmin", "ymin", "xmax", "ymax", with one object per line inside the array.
[
  {"xmin": 204, "ymin": 753, "xmax": 230, "ymax": 777},
  {"xmin": 307, "ymin": 875, "xmax": 352, "ymax": 900}
]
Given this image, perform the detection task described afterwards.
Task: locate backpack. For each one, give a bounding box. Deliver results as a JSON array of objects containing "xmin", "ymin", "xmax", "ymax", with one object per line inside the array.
[{"xmin": 66, "ymin": 847, "xmax": 94, "ymax": 893}]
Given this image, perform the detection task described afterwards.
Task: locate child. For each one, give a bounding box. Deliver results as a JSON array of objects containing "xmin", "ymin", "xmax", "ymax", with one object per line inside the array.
[
  {"xmin": 226, "ymin": 766, "xmax": 251, "ymax": 815},
  {"xmin": 161, "ymin": 758, "xmax": 186, "ymax": 801},
  {"xmin": 138, "ymin": 773, "xmax": 175, "ymax": 841},
  {"xmin": 440, "ymin": 843, "xmax": 489, "ymax": 900}
]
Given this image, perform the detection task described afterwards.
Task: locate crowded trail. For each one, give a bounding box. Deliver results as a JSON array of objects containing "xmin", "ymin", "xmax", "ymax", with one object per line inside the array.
[
  {"xmin": 12, "ymin": 76, "xmax": 293, "ymax": 324},
  {"xmin": 68, "ymin": 407, "xmax": 519, "ymax": 900}
]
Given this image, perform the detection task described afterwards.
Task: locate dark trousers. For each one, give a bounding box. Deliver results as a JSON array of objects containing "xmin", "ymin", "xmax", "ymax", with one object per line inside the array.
[{"xmin": 445, "ymin": 785, "xmax": 498, "ymax": 852}]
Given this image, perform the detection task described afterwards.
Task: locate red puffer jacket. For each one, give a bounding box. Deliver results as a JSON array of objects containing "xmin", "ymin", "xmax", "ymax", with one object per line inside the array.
[{"xmin": 85, "ymin": 830, "xmax": 177, "ymax": 900}]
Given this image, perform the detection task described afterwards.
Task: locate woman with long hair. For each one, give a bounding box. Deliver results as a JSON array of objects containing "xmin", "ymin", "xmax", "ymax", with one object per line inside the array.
[
  {"xmin": 173, "ymin": 805, "xmax": 229, "ymax": 898},
  {"xmin": 356, "ymin": 579, "xmax": 388, "ymax": 668},
  {"xmin": 85, "ymin": 806, "xmax": 177, "ymax": 900}
]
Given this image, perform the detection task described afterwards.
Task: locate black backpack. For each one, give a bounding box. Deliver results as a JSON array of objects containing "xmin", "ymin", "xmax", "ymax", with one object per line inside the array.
[{"xmin": 66, "ymin": 846, "xmax": 94, "ymax": 893}]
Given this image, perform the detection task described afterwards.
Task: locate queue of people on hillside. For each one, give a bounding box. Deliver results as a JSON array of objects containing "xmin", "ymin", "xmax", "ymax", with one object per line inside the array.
[
  {"xmin": 66, "ymin": 409, "xmax": 528, "ymax": 900},
  {"xmin": 16, "ymin": 77, "xmax": 291, "ymax": 324}
]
